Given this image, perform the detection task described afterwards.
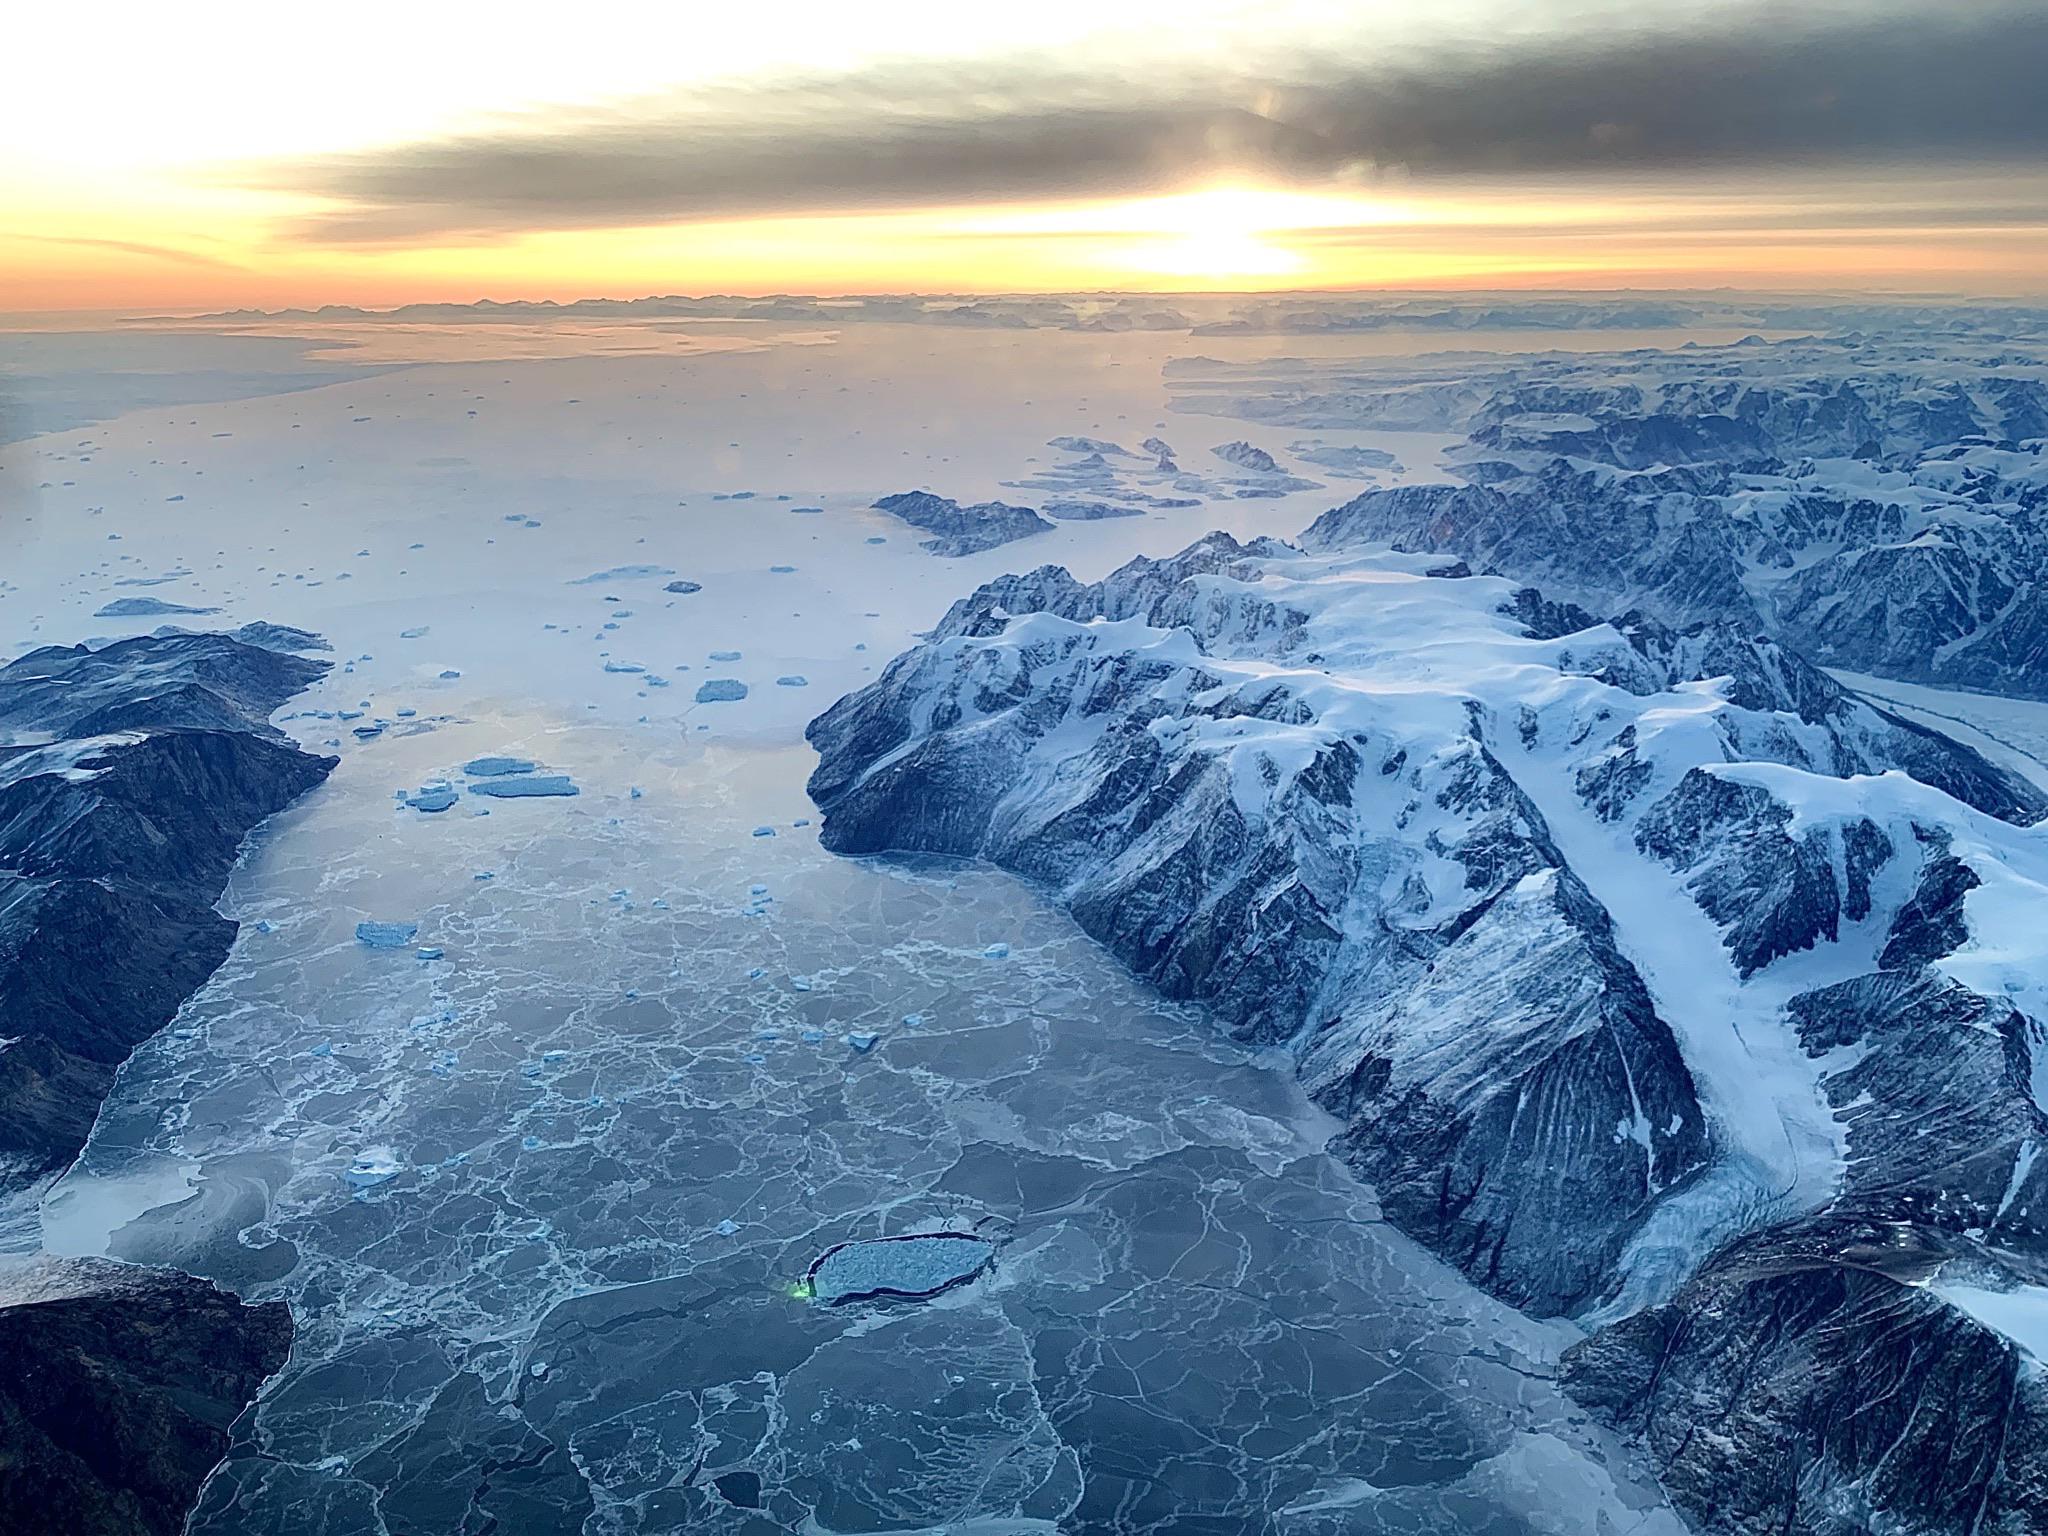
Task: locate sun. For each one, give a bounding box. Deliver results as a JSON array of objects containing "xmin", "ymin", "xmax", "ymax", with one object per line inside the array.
[{"xmin": 950, "ymin": 182, "xmax": 1417, "ymax": 284}]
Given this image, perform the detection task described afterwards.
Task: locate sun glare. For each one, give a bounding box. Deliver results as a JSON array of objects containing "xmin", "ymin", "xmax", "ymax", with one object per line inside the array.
[{"xmin": 955, "ymin": 184, "xmax": 1410, "ymax": 279}]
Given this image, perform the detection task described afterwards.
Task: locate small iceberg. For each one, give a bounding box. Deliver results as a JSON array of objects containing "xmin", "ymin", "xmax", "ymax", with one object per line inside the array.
[
  {"xmin": 94, "ymin": 596, "xmax": 221, "ymax": 618},
  {"xmin": 463, "ymin": 756, "xmax": 537, "ymax": 777},
  {"xmin": 1048, "ymin": 435, "xmax": 1132, "ymax": 456},
  {"xmin": 775, "ymin": 675, "xmax": 809, "ymax": 688},
  {"xmin": 469, "ymin": 774, "xmax": 578, "ymax": 799},
  {"xmin": 345, "ymin": 1147, "xmax": 404, "ymax": 1189},
  {"xmin": 356, "ymin": 920, "xmax": 420, "ymax": 949},
  {"xmin": 1043, "ymin": 499, "xmax": 1144, "ymax": 521},
  {"xmin": 804, "ymin": 1233, "xmax": 995, "ymax": 1306},
  {"xmin": 663, "ymin": 580, "xmax": 702, "ymax": 595},
  {"xmin": 571, "ymin": 564, "xmax": 675, "ymax": 584},
  {"xmin": 407, "ymin": 784, "xmax": 459, "ymax": 813},
  {"xmin": 695, "ymin": 679, "xmax": 748, "ymax": 703}
]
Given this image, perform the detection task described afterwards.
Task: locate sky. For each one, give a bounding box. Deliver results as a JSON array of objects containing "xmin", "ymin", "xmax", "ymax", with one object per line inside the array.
[{"xmin": 4, "ymin": 0, "xmax": 2046, "ymax": 311}]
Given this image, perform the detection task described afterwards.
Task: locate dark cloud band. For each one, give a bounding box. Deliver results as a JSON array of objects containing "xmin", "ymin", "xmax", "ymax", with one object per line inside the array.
[{"xmin": 265, "ymin": 1, "xmax": 2048, "ymax": 241}]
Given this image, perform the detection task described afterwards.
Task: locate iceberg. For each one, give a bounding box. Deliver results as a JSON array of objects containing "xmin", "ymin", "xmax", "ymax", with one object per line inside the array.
[
  {"xmin": 468, "ymin": 774, "xmax": 578, "ymax": 799},
  {"xmin": 804, "ymin": 1233, "xmax": 995, "ymax": 1305},
  {"xmin": 95, "ymin": 596, "xmax": 221, "ymax": 618},
  {"xmin": 345, "ymin": 1147, "xmax": 403, "ymax": 1188},
  {"xmin": 571, "ymin": 565, "xmax": 675, "ymax": 584}
]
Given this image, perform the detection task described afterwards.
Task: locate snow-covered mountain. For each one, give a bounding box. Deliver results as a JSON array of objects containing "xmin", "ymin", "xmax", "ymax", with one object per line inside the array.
[
  {"xmin": 808, "ymin": 531, "xmax": 2048, "ymax": 1533},
  {"xmin": 1175, "ymin": 336, "xmax": 2048, "ymax": 700}
]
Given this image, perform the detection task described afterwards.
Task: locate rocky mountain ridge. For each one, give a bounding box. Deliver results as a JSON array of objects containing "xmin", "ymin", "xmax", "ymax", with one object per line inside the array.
[{"xmin": 807, "ymin": 530, "xmax": 2048, "ymax": 1533}]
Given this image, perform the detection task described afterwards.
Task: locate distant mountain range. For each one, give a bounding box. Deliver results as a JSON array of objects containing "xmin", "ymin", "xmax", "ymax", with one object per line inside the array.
[{"xmin": 175, "ymin": 290, "xmax": 2048, "ymax": 339}]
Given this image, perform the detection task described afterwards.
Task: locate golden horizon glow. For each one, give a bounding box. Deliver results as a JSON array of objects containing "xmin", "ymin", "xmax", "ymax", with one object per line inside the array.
[
  {"xmin": 5, "ymin": 3, "xmax": 2047, "ymax": 313},
  {"xmin": 11, "ymin": 172, "xmax": 2048, "ymax": 315}
]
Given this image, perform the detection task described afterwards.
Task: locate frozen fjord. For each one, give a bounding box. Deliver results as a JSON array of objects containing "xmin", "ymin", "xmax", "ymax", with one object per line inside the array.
[{"xmin": 43, "ymin": 722, "xmax": 1678, "ymax": 1535}]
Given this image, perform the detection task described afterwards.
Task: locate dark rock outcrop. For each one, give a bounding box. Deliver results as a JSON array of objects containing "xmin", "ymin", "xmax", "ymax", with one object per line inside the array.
[
  {"xmin": 0, "ymin": 632, "xmax": 337, "ymax": 1194},
  {"xmin": 872, "ymin": 490, "xmax": 1054, "ymax": 556},
  {"xmin": 0, "ymin": 1257, "xmax": 294, "ymax": 1536}
]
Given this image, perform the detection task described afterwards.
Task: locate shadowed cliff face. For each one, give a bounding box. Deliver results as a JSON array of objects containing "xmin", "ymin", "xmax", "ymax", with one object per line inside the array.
[
  {"xmin": 1560, "ymin": 1219, "xmax": 2048, "ymax": 1536},
  {"xmin": 0, "ymin": 1258, "xmax": 295, "ymax": 1536},
  {"xmin": 0, "ymin": 631, "xmax": 337, "ymax": 1196},
  {"xmin": 0, "ymin": 630, "xmax": 331, "ymax": 1532}
]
